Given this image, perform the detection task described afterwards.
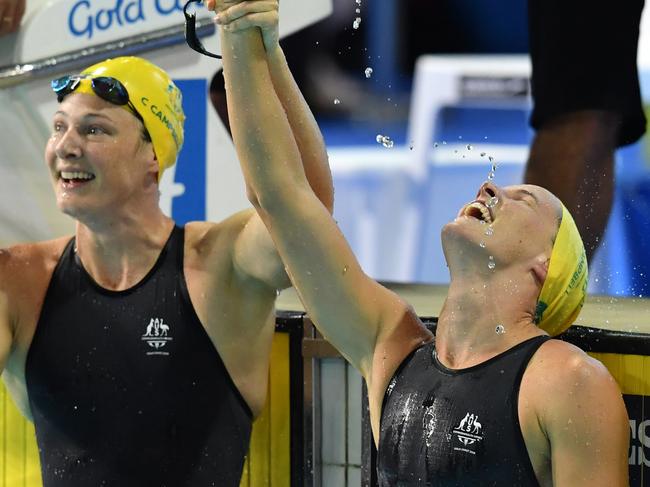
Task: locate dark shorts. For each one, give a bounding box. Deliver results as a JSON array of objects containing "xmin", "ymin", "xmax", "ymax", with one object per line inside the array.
[{"xmin": 528, "ymin": 0, "xmax": 647, "ymax": 146}]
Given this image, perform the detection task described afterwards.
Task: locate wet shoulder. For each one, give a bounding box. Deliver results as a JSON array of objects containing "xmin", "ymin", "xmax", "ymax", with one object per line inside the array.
[
  {"xmin": 0, "ymin": 238, "xmax": 69, "ymax": 290},
  {"xmin": 184, "ymin": 210, "xmax": 256, "ymax": 262},
  {"xmin": 0, "ymin": 238, "xmax": 70, "ymax": 336},
  {"xmin": 523, "ymin": 338, "xmax": 619, "ymax": 410},
  {"xmin": 529, "ymin": 338, "xmax": 609, "ymax": 377}
]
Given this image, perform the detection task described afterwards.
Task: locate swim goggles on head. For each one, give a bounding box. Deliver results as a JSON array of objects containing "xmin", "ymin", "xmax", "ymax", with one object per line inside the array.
[
  {"xmin": 183, "ymin": 0, "xmax": 222, "ymax": 59},
  {"xmin": 50, "ymin": 75, "xmax": 144, "ymax": 122}
]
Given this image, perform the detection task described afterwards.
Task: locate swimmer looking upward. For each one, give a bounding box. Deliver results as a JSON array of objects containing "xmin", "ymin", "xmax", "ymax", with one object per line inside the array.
[{"xmin": 214, "ymin": 0, "xmax": 629, "ymax": 485}]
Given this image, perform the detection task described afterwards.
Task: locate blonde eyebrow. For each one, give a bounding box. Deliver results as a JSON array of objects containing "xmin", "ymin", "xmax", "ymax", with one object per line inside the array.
[
  {"xmin": 54, "ymin": 111, "xmax": 115, "ymax": 122},
  {"xmin": 517, "ymin": 189, "xmax": 539, "ymax": 204}
]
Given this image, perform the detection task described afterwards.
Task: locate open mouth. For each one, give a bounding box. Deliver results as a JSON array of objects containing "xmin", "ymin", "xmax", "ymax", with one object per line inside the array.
[
  {"xmin": 462, "ymin": 202, "xmax": 493, "ymax": 224},
  {"xmin": 59, "ymin": 170, "xmax": 96, "ymax": 185}
]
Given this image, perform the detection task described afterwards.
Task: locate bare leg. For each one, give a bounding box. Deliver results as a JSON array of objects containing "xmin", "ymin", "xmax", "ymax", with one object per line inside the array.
[{"xmin": 524, "ymin": 110, "xmax": 620, "ymax": 263}]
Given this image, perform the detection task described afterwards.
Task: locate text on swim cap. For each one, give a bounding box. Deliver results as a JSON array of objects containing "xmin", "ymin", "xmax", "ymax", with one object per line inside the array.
[
  {"xmin": 68, "ymin": 0, "xmax": 187, "ymax": 39},
  {"xmin": 141, "ymin": 97, "xmax": 182, "ymax": 151}
]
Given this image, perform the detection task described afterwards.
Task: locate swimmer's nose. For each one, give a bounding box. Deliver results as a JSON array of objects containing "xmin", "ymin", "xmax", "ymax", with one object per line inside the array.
[
  {"xmin": 55, "ymin": 130, "xmax": 83, "ymax": 160},
  {"xmin": 476, "ymin": 181, "xmax": 499, "ymax": 200}
]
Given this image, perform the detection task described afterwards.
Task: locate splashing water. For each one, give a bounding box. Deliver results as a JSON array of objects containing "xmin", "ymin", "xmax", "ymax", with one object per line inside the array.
[
  {"xmin": 495, "ymin": 324, "xmax": 506, "ymax": 334},
  {"xmin": 485, "ymin": 226, "xmax": 494, "ymax": 236},
  {"xmin": 486, "ymin": 156, "xmax": 498, "ymax": 181},
  {"xmin": 353, "ymin": 17, "xmax": 362, "ymax": 29},
  {"xmin": 376, "ymin": 134, "xmax": 394, "ymax": 148},
  {"xmin": 488, "ymin": 256, "xmax": 496, "ymax": 270},
  {"xmin": 333, "ymin": 98, "xmax": 341, "ymax": 105},
  {"xmin": 365, "ymin": 67, "xmax": 373, "ymax": 78},
  {"xmin": 479, "ymin": 242, "xmax": 486, "ymax": 248}
]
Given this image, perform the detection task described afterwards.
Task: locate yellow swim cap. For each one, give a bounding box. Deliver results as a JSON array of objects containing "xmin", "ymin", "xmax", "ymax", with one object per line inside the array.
[
  {"xmin": 535, "ymin": 204, "xmax": 588, "ymax": 336},
  {"xmin": 77, "ymin": 56, "xmax": 185, "ymax": 180}
]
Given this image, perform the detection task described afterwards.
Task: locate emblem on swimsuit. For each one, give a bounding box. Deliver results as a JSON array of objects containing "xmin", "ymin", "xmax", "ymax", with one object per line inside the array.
[
  {"xmin": 141, "ymin": 318, "xmax": 173, "ymax": 355},
  {"xmin": 452, "ymin": 412, "xmax": 484, "ymax": 454}
]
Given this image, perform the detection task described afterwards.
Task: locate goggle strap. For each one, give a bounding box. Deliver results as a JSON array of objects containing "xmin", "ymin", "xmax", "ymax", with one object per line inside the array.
[{"xmin": 183, "ymin": 0, "xmax": 222, "ymax": 59}]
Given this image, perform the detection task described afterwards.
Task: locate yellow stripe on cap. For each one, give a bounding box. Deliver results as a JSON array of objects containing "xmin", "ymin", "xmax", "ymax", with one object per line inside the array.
[
  {"xmin": 80, "ymin": 57, "xmax": 185, "ymax": 181},
  {"xmin": 535, "ymin": 203, "xmax": 588, "ymax": 336}
]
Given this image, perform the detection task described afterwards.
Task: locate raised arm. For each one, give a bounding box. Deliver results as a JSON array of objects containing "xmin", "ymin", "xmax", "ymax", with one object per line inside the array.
[
  {"xmin": 206, "ymin": 0, "xmax": 333, "ymax": 290},
  {"xmin": 214, "ymin": 0, "xmax": 431, "ymax": 407},
  {"xmin": 254, "ymin": 2, "xmax": 333, "ymax": 212}
]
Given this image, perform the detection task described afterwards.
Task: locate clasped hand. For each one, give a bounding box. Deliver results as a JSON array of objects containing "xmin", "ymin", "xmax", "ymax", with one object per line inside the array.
[{"xmin": 206, "ymin": 0, "xmax": 279, "ymax": 52}]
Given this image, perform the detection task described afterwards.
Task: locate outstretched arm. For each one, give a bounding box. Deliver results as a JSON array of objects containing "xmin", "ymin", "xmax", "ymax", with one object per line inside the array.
[
  {"xmin": 214, "ymin": 0, "xmax": 431, "ymax": 422},
  {"xmin": 207, "ymin": 0, "xmax": 332, "ymax": 289}
]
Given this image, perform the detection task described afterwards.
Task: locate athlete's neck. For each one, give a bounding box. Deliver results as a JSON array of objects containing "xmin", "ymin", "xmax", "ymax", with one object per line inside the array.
[
  {"xmin": 435, "ymin": 272, "xmax": 544, "ymax": 369},
  {"xmin": 74, "ymin": 215, "xmax": 175, "ymax": 291}
]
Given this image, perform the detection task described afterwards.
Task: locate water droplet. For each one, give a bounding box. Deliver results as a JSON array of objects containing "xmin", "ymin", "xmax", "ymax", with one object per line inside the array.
[
  {"xmin": 495, "ymin": 324, "xmax": 506, "ymax": 334},
  {"xmin": 480, "ymin": 152, "xmax": 486, "ymax": 157},
  {"xmin": 356, "ymin": 7, "xmax": 361, "ymax": 13},
  {"xmin": 466, "ymin": 144, "xmax": 473, "ymax": 151},
  {"xmin": 376, "ymin": 134, "xmax": 394, "ymax": 148},
  {"xmin": 488, "ymin": 156, "xmax": 494, "ymax": 162},
  {"xmin": 409, "ymin": 141, "xmax": 414, "ymax": 150},
  {"xmin": 458, "ymin": 135, "xmax": 463, "ymax": 140},
  {"xmin": 488, "ymin": 256, "xmax": 496, "ymax": 269},
  {"xmin": 485, "ymin": 226, "xmax": 494, "ymax": 236},
  {"xmin": 364, "ymin": 67, "xmax": 373, "ymax": 78},
  {"xmin": 442, "ymin": 141, "xmax": 447, "ymax": 145},
  {"xmin": 353, "ymin": 17, "xmax": 361, "ymax": 29},
  {"xmin": 433, "ymin": 142, "xmax": 439, "ymax": 148},
  {"xmin": 486, "ymin": 196, "xmax": 498, "ymax": 208},
  {"xmin": 333, "ymin": 98, "xmax": 341, "ymax": 105},
  {"xmin": 342, "ymin": 265, "xmax": 349, "ymax": 275},
  {"xmin": 479, "ymin": 242, "xmax": 486, "ymax": 248},
  {"xmin": 487, "ymin": 171, "xmax": 495, "ymax": 181}
]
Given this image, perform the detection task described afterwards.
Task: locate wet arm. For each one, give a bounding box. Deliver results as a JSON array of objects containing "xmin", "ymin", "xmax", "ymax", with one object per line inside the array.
[
  {"xmin": 263, "ymin": 45, "xmax": 333, "ymax": 212},
  {"xmin": 545, "ymin": 355, "xmax": 629, "ymax": 486},
  {"xmin": 210, "ymin": 0, "xmax": 333, "ymax": 289},
  {"xmin": 218, "ymin": 25, "xmax": 418, "ymax": 378}
]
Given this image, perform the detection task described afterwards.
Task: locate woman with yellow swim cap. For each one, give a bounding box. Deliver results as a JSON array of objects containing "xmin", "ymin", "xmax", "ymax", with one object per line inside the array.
[
  {"xmin": 0, "ymin": 2, "xmax": 334, "ymax": 483},
  {"xmin": 214, "ymin": 0, "xmax": 630, "ymax": 484}
]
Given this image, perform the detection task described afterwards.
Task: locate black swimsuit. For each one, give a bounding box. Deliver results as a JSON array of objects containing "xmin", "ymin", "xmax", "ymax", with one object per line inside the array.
[
  {"xmin": 26, "ymin": 226, "xmax": 252, "ymax": 486},
  {"xmin": 378, "ymin": 335, "xmax": 550, "ymax": 486}
]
